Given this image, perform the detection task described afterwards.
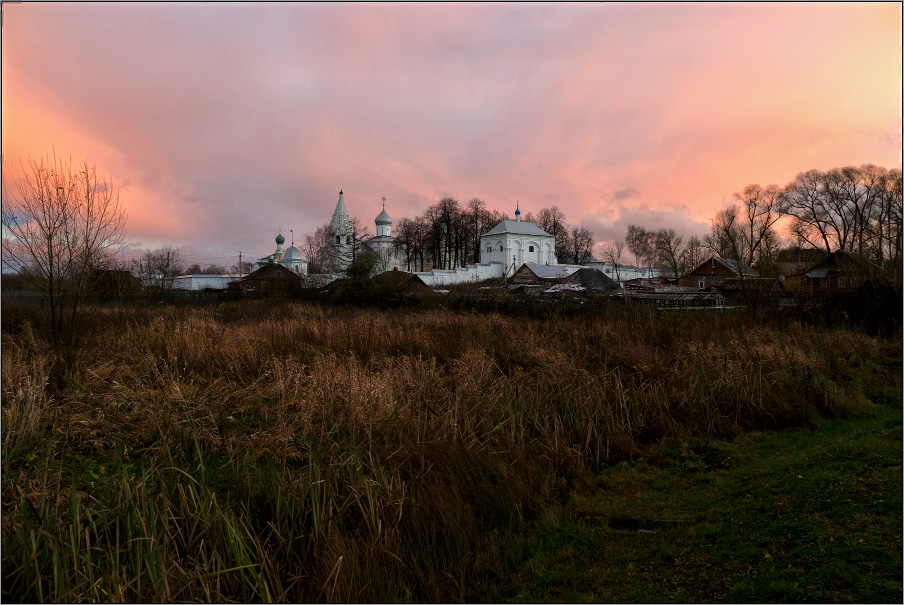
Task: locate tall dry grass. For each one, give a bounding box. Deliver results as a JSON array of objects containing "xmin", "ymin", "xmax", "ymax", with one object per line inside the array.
[{"xmin": 2, "ymin": 300, "xmax": 899, "ymax": 602}]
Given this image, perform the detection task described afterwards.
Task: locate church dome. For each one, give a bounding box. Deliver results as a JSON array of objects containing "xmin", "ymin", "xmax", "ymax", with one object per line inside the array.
[
  {"xmin": 375, "ymin": 208, "xmax": 392, "ymax": 226},
  {"xmin": 282, "ymin": 246, "xmax": 303, "ymax": 261},
  {"xmin": 275, "ymin": 232, "xmax": 285, "ymax": 245}
]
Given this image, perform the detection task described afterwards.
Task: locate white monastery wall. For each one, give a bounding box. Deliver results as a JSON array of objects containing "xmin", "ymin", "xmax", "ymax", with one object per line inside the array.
[
  {"xmin": 172, "ymin": 274, "xmax": 241, "ymax": 290},
  {"xmin": 414, "ymin": 262, "xmax": 505, "ymax": 286}
]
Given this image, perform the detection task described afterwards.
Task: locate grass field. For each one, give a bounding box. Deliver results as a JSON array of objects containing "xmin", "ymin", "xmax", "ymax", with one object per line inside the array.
[
  {"xmin": 496, "ymin": 403, "xmax": 902, "ymax": 603},
  {"xmin": 1, "ymin": 298, "xmax": 900, "ymax": 602}
]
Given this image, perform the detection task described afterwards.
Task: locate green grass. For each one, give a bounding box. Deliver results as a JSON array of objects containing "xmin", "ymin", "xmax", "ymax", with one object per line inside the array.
[{"xmin": 493, "ymin": 402, "xmax": 902, "ymax": 603}]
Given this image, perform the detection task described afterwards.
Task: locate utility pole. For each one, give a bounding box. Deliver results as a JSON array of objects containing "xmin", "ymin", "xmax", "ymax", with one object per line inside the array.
[{"xmin": 238, "ymin": 252, "xmax": 242, "ymax": 277}]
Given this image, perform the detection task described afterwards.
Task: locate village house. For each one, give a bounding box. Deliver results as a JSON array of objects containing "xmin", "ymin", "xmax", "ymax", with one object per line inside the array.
[
  {"xmin": 774, "ymin": 247, "xmax": 828, "ymax": 279},
  {"xmin": 228, "ymin": 261, "xmax": 303, "ymax": 296},
  {"xmin": 511, "ymin": 262, "xmax": 583, "ymax": 287},
  {"xmin": 783, "ymin": 250, "xmax": 878, "ymax": 296},
  {"xmin": 679, "ymin": 257, "xmax": 758, "ymax": 290}
]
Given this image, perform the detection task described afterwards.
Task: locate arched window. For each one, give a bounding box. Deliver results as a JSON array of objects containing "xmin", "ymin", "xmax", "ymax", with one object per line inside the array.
[
  {"xmin": 499, "ymin": 246, "xmax": 503, "ymax": 252},
  {"xmin": 346, "ymin": 236, "xmax": 351, "ymax": 245},
  {"xmin": 529, "ymin": 245, "xmax": 534, "ymax": 252},
  {"xmin": 335, "ymin": 235, "xmax": 341, "ymax": 244}
]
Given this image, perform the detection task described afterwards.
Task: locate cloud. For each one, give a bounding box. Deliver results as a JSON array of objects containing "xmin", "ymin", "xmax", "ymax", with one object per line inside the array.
[
  {"xmin": 2, "ymin": 2, "xmax": 900, "ymax": 264},
  {"xmin": 582, "ymin": 205, "xmax": 710, "ymax": 247}
]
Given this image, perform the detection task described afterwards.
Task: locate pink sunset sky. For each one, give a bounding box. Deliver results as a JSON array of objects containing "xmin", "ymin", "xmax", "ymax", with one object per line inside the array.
[{"xmin": 2, "ymin": 2, "xmax": 901, "ymax": 268}]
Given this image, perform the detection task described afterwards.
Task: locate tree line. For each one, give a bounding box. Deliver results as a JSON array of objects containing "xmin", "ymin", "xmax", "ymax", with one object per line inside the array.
[
  {"xmin": 131, "ymin": 248, "xmax": 250, "ymax": 289},
  {"xmin": 603, "ymin": 165, "xmax": 901, "ymax": 285}
]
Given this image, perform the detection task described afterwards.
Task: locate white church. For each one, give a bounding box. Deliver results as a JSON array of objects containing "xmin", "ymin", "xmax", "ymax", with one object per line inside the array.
[
  {"xmin": 251, "ymin": 230, "xmax": 308, "ymax": 274},
  {"xmin": 480, "ymin": 203, "xmax": 558, "ymax": 267},
  {"xmin": 324, "ymin": 189, "xmax": 405, "ymax": 273},
  {"xmin": 322, "ymin": 191, "xmax": 561, "ymax": 285}
]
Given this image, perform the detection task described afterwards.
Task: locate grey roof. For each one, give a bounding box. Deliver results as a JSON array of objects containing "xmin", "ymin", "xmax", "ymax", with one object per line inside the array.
[
  {"xmin": 330, "ymin": 190, "xmax": 351, "ymax": 234},
  {"xmin": 806, "ymin": 268, "xmax": 829, "ymax": 278},
  {"xmin": 281, "ymin": 246, "xmax": 303, "ymax": 261},
  {"xmin": 626, "ymin": 290, "xmax": 725, "ymax": 302},
  {"xmin": 519, "ymin": 263, "xmax": 581, "ymax": 279},
  {"xmin": 718, "ymin": 258, "xmax": 756, "ymax": 276},
  {"xmin": 562, "ymin": 268, "xmax": 620, "ymax": 291},
  {"xmin": 482, "ymin": 220, "xmax": 552, "ymax": 237},
  {"xmin": 691, "ymin": 257, "xmax": 757, "ymax": 276},
  {"xmin": 375, "ymin": 208, "xmax": 392, "ymax": 225}
]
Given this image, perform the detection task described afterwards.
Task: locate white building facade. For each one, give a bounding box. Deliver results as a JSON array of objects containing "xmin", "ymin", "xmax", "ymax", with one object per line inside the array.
[{"xmin": 479, "ymin": 206, "xmax": 557, "ymax": 277}]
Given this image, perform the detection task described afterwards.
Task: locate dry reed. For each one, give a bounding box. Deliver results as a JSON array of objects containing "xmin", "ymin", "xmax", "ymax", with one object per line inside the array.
[{"xmin": 2, "ymin": 300, "xmax": 898, "ymax": 602}]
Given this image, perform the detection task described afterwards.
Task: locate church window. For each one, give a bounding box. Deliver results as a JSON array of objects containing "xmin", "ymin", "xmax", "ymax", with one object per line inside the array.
[
  {"xmin": 486, "ymin": 246, "xmax": 492, "ymax": 253},
  {"xmin": 529, "ymin": 245, "xmax": 534, "ymax": 252},
  {"xmin": 336, "ymin": 235, "xmax": 340, "ymax": 244},
  {"xmin": 499, "ymin": 246, "xmax": 503, "ymax": 252},
  {"xmin": 346, "ymin": 236, "xmax": 351, "ymax": 245}
]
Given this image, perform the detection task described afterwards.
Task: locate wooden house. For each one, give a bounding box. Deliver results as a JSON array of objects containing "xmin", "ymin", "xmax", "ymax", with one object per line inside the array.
[
  {"xmin": 783, "ymin": 250, "xmax": 877, "ymax": 296},
  {"xmin": 679, "ymin": 257, "xmax": 757, "ymax": 290},
  {"xmin": 511, "ymin": 263, "xmax": 582, "ymax": 287},
  {"xmin": 228, "ymin": 261, "xmax": 302, "ymax": 296},
  {"xmin": 775, "ymin": 247, "xmax": 828, "ymax": 279}
]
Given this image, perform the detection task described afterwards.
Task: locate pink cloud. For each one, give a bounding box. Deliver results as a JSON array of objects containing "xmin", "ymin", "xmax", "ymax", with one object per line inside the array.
[{"xmin": 3, "ymin": 3, "xmax": 900, "ymax": 264}]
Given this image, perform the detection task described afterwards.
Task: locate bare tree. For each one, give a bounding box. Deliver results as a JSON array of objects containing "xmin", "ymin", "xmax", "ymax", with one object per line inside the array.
[
  {"xmin": 870, "ymin": 168, "xmax": 903, "ymax": 284},
  {"xmin": 185, "ymin": 263, "xmax": 203, "ymax": 275},
  {"xmin": 599, "ymin": 240, "xmax": 625, "ymax": 283},
  {"xmin": 230, "ymin": 260, "xmax": 252, "ymax": 275},
  {"xmin": 393, "ymin": 217, "xmax": 417, "ymax": 272},
  {"xmin": 465, "ymin": 197, "xmax": 498, "ymax": 265},
  {"xmin": 564, "ymin": 226, "xmax": 595, "ymax": 265},
  {"xmin": 625, "ymin": 224, "xmax": 655, "ymax": 274},
  {"xmin": 681, "ymin": 235, "xmax": 704, "ymax": 275},
  {"xmin": 783, "ymin": 164, "xmax": 902, "ymax": 284},
  {"xmin": 754, "ymin": 228, "xmax": 785, "ymax": 278},
  {"xmin": 134, "ymin": 246, "xmax": 183, "ymax": 289},
  {"xmin": 782, "ymin": 169, "xmax": 834, "ymax": 253},
  {"xmin": 301, "ymin": 225, "xmax": 330, "ymax": 273},
  {"xmin": 530, "ymin": 206, "xmax": 569, "ymax": 262},
  {"xmin": 347, "ymin": 217, "xmax": 372, "ymax": 264},
  {"xmin": 203, "ymin": 264, "xmax": 225, "ymax": 274},
  {"xmin": 654, "ymin": 228, "xmax": 684, "ymax": 277},
  {"xmin": 706, "ymin": 183, "xmax": 787, "ymax": 309},
  {"xmin": 1, "ymin": 154, "xmax": 126, "ymax": 367}
]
